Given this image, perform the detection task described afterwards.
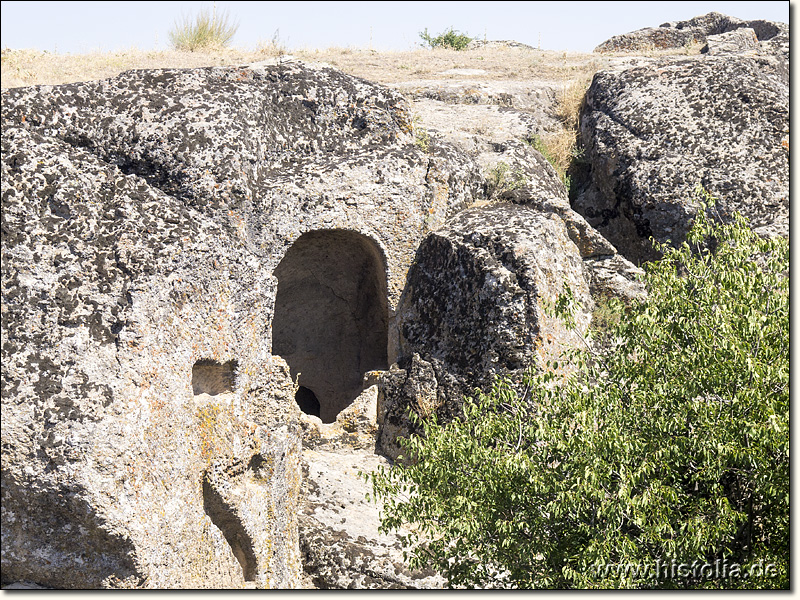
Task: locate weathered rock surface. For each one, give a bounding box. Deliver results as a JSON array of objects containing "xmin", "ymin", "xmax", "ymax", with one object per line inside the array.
[
  {"xmin": 466, "ymin": 40, "xmax": 538, "ymax": 51},
  {"xmin": 703, "ymin": 27, "xmax": 760, "ymax": 55},
  {"xmin": 1, "ymin": 59, "xmax": 482, "ymax": 306},
  {"xmin": 393, "ymin": 70, "xmax": 645, "ymax": 303},
  {"xmin": 575, "ymin": 54, "xmax": 788, "ymax": 264},
  {"xmin": 299, "ymin": 377, "xmax": 381, "ymax": 453},
  {"xmin": 594, "ymin": 12, "xmax": 788, "ymax": 58},
  {"xmin": 298, "ymin": 449, "xmax": 444, "ymax": 589},
  {"xmin": 1, "ymin": 125, "xmax": 303, "ymax": 588},
  {"xmin": 1, "ymin": 60, "xmax": 483, "ymax": 588},
  {"xmin": 4, "ymin": 12, "xmax": 787, "ymax": 587},
  {"xmin": 379, "ymin": 203, "xmax": 593, "ymax": 460}
]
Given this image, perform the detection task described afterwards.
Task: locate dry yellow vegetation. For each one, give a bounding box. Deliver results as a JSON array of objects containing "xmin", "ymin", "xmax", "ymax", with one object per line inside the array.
[{"xmin": 1, "ymin": 44, "xmax": 607, "ymax": 89}]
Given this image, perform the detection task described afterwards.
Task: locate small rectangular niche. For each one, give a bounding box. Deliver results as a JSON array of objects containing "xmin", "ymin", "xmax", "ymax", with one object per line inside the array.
[{"xmin": 192, "ymin": 360, "xmax": 237, "ymax": 396}]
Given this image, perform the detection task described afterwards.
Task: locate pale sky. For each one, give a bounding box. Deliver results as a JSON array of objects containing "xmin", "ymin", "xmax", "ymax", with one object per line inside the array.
[{"xmin": 0, "ymin": 1, "xmax": 791, "ymax": 55}]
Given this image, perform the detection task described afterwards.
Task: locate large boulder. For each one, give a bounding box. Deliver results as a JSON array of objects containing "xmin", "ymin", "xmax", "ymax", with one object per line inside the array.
[
  {"xmin": 1, "ymin": 60, "xmax": 483, "ymax": 588},
  {"xmin": 594, "ymin": 12, "xmax": 788, "ymax": 58},
  {"xmin": 484, "ymin": 140, "xmax": 645, "ymax": 301},
  {"xmin": 574, "ymin": 54, "xmax": 788, "ymax": 264},
  {"xmin": 702, "ymin": 27, "xmax": 760, "ymax": 55},
  {"xmin": 379, "ymin": 203, "xmax": 593, "ymax": 460}
]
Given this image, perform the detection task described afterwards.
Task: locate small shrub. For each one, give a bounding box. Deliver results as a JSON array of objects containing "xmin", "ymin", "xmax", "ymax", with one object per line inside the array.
[
  {"xmin": 414, "ymin": 127, "xmax": 431, "ymax": 152},
  {"xmin": 412, "ymin": 114, "xmax": 431, "ymax": 152},
  {"xmin": 486, "ymin": 162, "xmax": 528, "ymax": 199},
  {"xmin": 419, "ymin": 27, "xmax": 474, "ymax": 50},
  {"xmin": 169, "ymin": 8, "xmax": 239, "ymax": 52}
]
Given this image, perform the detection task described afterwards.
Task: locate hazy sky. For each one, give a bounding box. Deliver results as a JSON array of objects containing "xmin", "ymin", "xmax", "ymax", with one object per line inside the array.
[{"xmin": 0, "ymin": 1, "xmax": 791, "ymax": 55}]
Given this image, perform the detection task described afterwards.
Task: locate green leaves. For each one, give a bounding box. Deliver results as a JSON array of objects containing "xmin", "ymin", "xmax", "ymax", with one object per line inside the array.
[
  {"xmin": 418, "ymin": 28, "xmax": 474, "ymax": 50},
  {"xmin": 368, "ymin": 193, "xmax": 788, "ymax": 589}
]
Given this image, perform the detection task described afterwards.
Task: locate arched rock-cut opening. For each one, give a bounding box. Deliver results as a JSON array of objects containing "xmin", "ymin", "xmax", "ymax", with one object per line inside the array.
[{"xmin": 272, "ymin": 230, "xmax": 388, "ymax": 423}]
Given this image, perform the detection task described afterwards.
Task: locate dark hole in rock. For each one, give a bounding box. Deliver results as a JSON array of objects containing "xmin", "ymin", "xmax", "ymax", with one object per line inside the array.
[
  {"xmin": 192, "ymin": 360, "xmax": 236, "ymax": 396},
  {"xmin": 202, "ymin": 476, "xmax": 257, "ymax": 581},
  {"xmin": 272, "ymin": 229, "xmax": 388, "ymax": 424},
  {"xmin": 295, "ymin": 386, "xmax": 321, "ymax": 418}
]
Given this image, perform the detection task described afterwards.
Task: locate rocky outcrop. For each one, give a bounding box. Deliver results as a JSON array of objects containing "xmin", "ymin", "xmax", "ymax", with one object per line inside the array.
[
  {"xmin": 483, "ymin": 140, "xmax": 644, "ymax": 301},
  {"xmin": 466, "ymin": 40, "xmax": 538, "ymax": 51},
  {"xmin": 379, "ymin": 203, "xmax": 593, "ymax": 460},
  {"xmin": 703, "ymin": 27, "xmax": 760, "ymax": 55},
  {"xmin": 594, "ymin": 12, "xmax": 789, "ymax": 58},
  {"xmin": 1, "ymin": 124, "xmax": 303, "ymax": 588},
  {"xmin": 574, "ymin": 54, "xmax": 788, "ymax": 264},
  {"xmin": 4, "ymin": 13, "xmax": 787, "ymax": 587},
  {"xmin": 298, "ymin": 449, "xmax": 444, "ymax": 589},
  {"xmin": 1, "ymin": 60, "xmax": 483, "ymax": 588},
  {"xmin": 395, "ymin": 72, "xmax": 645, "ymax": 303}
]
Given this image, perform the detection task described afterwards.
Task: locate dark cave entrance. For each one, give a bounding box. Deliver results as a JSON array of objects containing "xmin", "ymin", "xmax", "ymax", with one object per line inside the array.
[
  {"xmin": 295, "ymin": 386, "xmax": 321, "ymax": 418},
  {"xmin": 272, "ymin": 230, "xmax": 389, "ymax": 423}
]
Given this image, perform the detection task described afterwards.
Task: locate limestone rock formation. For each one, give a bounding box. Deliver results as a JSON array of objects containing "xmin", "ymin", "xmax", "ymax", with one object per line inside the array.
[
  {"xmin": 703, "ymin": 27, "xmax": 760, "ymax": 55},
  {"xmin": 466, "ymin": 40, "xmax": 538, "ymax": 51},
  {"xmin": 1, "ymin": 60, "xmax": 482, "ymax": 588},
  {"xmin": 4, "ymin": 12, "xmax": 786, "ymax": 588},
  {"xmin": 298, "ymin": 449, "xmax": 444, "ymax": 589},
  {"xmin": 574, "ymin": 53, "xmax": 788, "ymax": 264},
  {"xmin": 379, "ymin": 203, "xmax": 593, "ymax": 460},
  {"xmin": 394, "ymin": 69, "xmax": 645, "ymax": 303},
  {"xmin": 594, "ymin": 12, "xmax": 788, "ymax": 58},
  {"xmin": 1, "ymin": 124, "xmax": 302, "ymax": 588}
]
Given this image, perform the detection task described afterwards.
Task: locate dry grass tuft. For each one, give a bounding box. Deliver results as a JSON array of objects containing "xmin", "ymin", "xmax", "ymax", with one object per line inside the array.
[
  {"xmin": 168, "ymin": 8, "xmax": 239, "ymax": 52},
  {"xmin": 555, "ymin": 75, "xmax": 594, "ymax": 130},
  {"xmin": 525, "ymin": 74, "xmax": 595, "ymax": 189},
  {"xmin": 528, "ymin": 130, "xmax": 578, "ymax": 185}
]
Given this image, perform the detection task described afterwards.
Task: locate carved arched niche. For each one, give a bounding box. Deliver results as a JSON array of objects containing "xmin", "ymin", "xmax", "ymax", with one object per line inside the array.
[{"xmin": 272, "ymin": 230, "xmax": 389, "ymax": 423}]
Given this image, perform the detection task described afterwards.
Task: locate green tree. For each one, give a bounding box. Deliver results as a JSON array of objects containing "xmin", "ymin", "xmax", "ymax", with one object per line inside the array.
[{"xmin": 369, "ymin": 194, "xmax": 788, "ymax": 589}]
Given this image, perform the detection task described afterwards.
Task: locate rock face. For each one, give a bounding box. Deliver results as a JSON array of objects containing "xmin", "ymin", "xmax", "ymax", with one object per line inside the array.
[
  {"xmin": 703, "ymin": 27, "xmax": 760, "ymax": 55},
  {"xmin": 1, "ymin": 60, "xmax": 482, "ymax": 588},
  {"xmin": 574, "ymin": 54, "xmax": 789, "ymax": 264},
  {"xmin": 1, "ymin": 124, "xmax": 303, "ymax": 588},
  {"xmin": 394, "ymin": 68, "xmax": 645, "ymax": 303},
  {"xmin": 594, "ymin": 12, "xmax": 789, "ymax": 58},
  {"xmin": 299, "ymin": 449, "xmax": 444, "ymax": 589},
  {"xmin": 379, "ymin": 203, "xmax": 593, "ymax": 460}
]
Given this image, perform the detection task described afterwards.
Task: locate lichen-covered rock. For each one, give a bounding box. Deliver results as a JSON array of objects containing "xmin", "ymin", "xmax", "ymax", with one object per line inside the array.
[
  {"xmin": 1, "ymin": 59, "xmax": 482, "ymax": 306},
  {"xmin": 575, "ymin": 54, "xmax": 788, "ymax": 264},
  {"xmin": 396, "ymin": 204, "xmax": 592, "ymax": 376},
  {"xmin": 594, "ymin": 12, "xmax": 788, "ymax": 58},
  {"xmin": 703, "ymin": 27, "xmax": 760, "ymax": 55},
  {"xmin": 406, "ymin": 91, "xmax": 643, "ymax": 300},
  {"xmin": 1, "ymin": 126, "xmax": 302, "ymax": 588},
  {"xmin": 1, "ymin": 60, "xmax": 483, "ymax": 588},
  {"xmin": 379, "ymin": 204, "xmax": 592, "ymax": 459}
]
